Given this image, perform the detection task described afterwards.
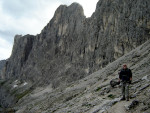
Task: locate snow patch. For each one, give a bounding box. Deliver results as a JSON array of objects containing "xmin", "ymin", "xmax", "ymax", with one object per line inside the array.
[
  {"xmin": 23, "ymin": 82, "xmax": 28, "ymax": 86},
  {"xmin": 13, "ymin": 84, "xmax": 18, "ymax": 88},
  {"xmin": 14, "ymin": 80, "xmax": 18, "ymax": 83}
]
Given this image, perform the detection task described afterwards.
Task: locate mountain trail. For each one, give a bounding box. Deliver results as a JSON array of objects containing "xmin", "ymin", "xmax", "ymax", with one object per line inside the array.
[{"xmin": 106, "ymin": 101, "xmax": 130, "ymax": 113}]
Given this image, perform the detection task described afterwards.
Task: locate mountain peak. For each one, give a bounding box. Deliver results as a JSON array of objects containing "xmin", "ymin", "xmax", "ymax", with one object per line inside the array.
[
  {"xmin": 69, "ymin": 2, "xmax": 83, "ymax": 9},
  {"xmin": 53, "ymin": 2, "xmax": 84, "ymax": 22}
]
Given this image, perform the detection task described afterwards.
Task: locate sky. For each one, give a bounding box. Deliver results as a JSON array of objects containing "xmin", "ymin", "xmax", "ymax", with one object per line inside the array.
[{"xmin": 0, "ymin": 0, "xmax": 98, "ymax": 60}]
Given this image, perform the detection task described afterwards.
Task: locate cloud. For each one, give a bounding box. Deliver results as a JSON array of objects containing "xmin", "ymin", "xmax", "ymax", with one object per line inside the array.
[
  {"xmin": 0, "ymin": 0, "xmax": 98, "ymax": 60},
  {"xmin": 0, "ymin": 30, "xmax": 15, "ymax": 42},
  {"xmin": 0, "ymin": 37, "xmax": 12, "ymax": 60},
  {"xmin": 0, "ymin": 0, "xmax": 63, "ymax": 35}
]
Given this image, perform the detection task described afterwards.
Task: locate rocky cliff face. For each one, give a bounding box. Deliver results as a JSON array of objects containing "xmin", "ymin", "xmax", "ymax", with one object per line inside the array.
[
  {"xmin": 2, "ymin": 36, "xmax": 150, "ymax": 113},
  {"xmin": 0, "ymin": 60, "xmax": 6, "ymax": 72},
  {"xmin": 0, "ymin": 60, "xmax": 6, "ymax": 79},
  {"xmin": 1, "ymin": 0, "xmax": 150, "ymax": 88}
]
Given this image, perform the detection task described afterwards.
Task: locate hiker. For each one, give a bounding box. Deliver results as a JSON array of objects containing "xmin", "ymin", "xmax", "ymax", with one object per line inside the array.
[{"xmin": 119, "ymin": 64, "xmax": 132, "ymax": 101}]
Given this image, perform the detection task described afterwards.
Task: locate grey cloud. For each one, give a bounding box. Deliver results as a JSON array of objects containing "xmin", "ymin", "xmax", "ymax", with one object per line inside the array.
[
  {"xmin": 0, "ymin": 30, "xmax": 15, "ymax": 42},
  {"xmin": 1, "ymin": 0, "xmax": 62, "ymax": 18},
  {"xmin": 1, "ymin": 0, "xmax": 37, "ymax": 18},
  {"xmin": 0, "ymin": 0, "xmax": 62, "ymax": 42}
]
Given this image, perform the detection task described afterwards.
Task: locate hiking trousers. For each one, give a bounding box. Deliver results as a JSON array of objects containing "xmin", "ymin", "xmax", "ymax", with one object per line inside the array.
[{"xmin": 121, "ymin": 81, "xmax": 129, "ymax": 99}]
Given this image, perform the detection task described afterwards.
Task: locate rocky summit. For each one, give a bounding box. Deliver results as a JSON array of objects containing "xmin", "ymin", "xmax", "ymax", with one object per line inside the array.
[{"xmin": 0, "ymin": 0, "xmax": 150, "ymax": 113}]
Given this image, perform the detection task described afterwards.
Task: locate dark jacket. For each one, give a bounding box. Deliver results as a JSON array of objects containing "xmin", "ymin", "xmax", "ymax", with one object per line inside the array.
[{"xmin": 119, "ymin": 68, "xmax": 132, "ymax": 81}]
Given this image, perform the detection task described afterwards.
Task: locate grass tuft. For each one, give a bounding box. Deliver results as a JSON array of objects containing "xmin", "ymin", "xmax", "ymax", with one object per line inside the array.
[
  {"xmin": 95, "ymin": 87, "xmax": 101, "ymax": 92},
  {"xmin": 107, "ymin": 94, "xmax": 116, "ymax": 99},
  {"xmin": 15, "ymin": 89, "xmax": 31, "ymax": 100}
]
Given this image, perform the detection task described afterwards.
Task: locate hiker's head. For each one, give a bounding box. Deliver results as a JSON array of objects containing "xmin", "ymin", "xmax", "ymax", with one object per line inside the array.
[{"xmin": 123, "ymin": 64, "xmax": 127, "ymax": 69}]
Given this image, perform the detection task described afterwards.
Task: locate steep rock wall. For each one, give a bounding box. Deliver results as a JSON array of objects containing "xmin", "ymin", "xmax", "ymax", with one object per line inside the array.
[{"xmin": 1, "ymin": 1, "xmax": 150, "ymax": 88}]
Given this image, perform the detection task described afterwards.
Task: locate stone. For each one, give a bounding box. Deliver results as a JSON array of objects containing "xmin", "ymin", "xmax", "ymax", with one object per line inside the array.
[
  {"xmin": 130, "ymin": 93, "xmax": 137, "ymax": 99},
  {"xmin": 125, "ymin": 100, "xmax": 139, "ymax": 110},
  {"xmin": 139, "ymin": 84, "xmax": 150, "ymax": 91},
  {"xmin": 142, "ymin": 75, "xmax": 150, "ymax": 82},
  {"xmin": 141, "ymin": 106, "xmax": 149, "ymax": 112}
]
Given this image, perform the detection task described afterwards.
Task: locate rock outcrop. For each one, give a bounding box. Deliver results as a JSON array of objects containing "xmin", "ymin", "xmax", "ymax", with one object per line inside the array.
[
  {"xmin": 0, "ymin": 60, "xmax": 6, "ymax": 71},
  {"xmin": 0, "ymin": 60, "xmax": 6, "ymax": 79},
  {"xmin": 1, "ymin": 0, "xmax": 150, "ymax": 89}
]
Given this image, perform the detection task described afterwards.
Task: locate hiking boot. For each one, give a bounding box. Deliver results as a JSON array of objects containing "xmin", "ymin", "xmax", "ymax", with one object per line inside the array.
[{"xmin": 121, "ymin": 97, "xmax": 125, "ymax": 100}]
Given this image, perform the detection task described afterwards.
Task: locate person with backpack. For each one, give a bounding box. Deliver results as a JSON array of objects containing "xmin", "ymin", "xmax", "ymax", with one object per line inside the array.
[{"xmin": 119, "ymin": 64, "xmax": 132, "ymax": 101}]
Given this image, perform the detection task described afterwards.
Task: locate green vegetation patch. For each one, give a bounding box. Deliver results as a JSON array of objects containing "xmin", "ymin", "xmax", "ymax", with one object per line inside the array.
[
  {"xmin": 95, "ymin": 87, "xmax": 101, "ymax": 92},
  {"xmin": 1, "ymin": 108, "xmax": 16, "ymax": 113},
  {"xmin": 82, "ymin": 103, "xmax": 93, "ymax": 108},
  {"xmin": 15, "ymin": 89, "xmax": 31, "ymax": 101},
  {"xmin": 107, "ymin": 94, "xmax": 116, "ymax": 99}
]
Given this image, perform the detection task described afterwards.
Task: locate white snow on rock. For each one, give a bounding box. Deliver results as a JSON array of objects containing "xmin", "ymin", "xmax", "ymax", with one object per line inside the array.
[
  {"xmin": 15, "ymin": 80, "xmax": 18, "ymax": 83},
  {"xmin": 13, "ymin": 84, "xmax": 18, "ymax": 88},
  {"xmin": 23, "ymin": 82, "xmax": 28, "ymax": 86}
]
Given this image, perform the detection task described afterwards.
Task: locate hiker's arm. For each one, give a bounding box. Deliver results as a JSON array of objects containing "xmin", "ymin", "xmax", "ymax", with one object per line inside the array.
[
  {"xmin": 129, "ymin": 69, "xmax": 132, "ymax": 81},
  {"xmin": 129, "ymin": 69, "xmax": 132, "ymax": 84},
  {"xmin": 119, "ymin": 71, "xmax": 122, "ymax": 82}
]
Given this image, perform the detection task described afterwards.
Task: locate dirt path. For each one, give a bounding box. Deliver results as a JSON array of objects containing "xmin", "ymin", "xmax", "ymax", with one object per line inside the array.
[{"xmin": 106, "ymin": 101, "xmax": 130, "ymax": 113}]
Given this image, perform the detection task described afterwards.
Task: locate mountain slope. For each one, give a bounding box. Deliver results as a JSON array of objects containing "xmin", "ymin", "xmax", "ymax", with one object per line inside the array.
[
  {"xmin": 10, "ymin": 38, "xmax": 150, "ymax": 113},
  {"xmin": 1, "ymin": 0, "xmax": 150, "ymax": 88}
]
